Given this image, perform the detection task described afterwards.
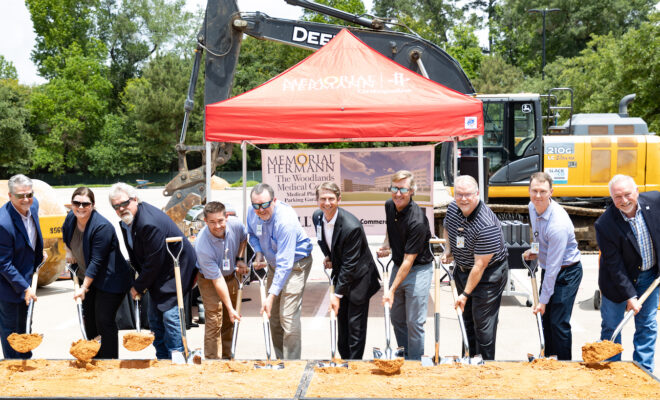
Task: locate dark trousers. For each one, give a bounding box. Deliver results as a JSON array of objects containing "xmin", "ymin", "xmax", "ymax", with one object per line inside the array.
[
  {"xmin": 336, "ymin": 295, "xmax": 370, "ymax": 360},
  {"xmin": 541, "ymin": 262, "xmax": 583, "ymax": 360},
  {"xmin": 0, "ymin": 300, "xmax": 30, "ymax": 359},
  {"xmin": 454, "ymin": 260, "xmax": 508, "ymax": 360},
  {"xmin": 82, "ymin": 286, "xmax": 125, "ymax": 359}
]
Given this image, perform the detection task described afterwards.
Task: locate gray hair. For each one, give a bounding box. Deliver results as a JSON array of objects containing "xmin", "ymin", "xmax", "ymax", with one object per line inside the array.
[
  {"xmin": 251, "ymin": 183, "xmax": 275, "ymax": 201},
  {"xmin": 608, "ymin": 174, "xmax": 636, "ymax": 195},
  {"xmin": 8, "ymin": 174, "xmax": 33, "ymax": 194},
  {"xmin": 454, "ymin": 175, "xmax": 479, "ymax": 193},
  {"xmin": 109, "ymin": 182, "xmax": 140, "ymax": 202},
  {"xmin": 391, "ymin": 170, "xmax": 417, "ymax": 191}
]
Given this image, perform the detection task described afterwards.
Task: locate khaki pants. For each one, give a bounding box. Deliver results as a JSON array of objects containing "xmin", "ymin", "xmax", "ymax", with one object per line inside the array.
[
  {"xmin": 197, "ymin": 272, "xmax": 238, "ymax": 359},
  {"xmin": 266, "ymin": 255, "xmax": 312, "ymax": 360}
]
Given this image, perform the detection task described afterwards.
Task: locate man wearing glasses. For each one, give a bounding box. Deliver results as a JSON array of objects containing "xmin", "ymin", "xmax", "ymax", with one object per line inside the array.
[
  {"xmin": 247, "ymin": 183, "xmax": 313, "ymax": 360},
  {"xmin": 108, "ymin": 182, "xmax": 198, "ymax": 360},
  {"xmin": 441, "ymin": 175, "xmax": 508, "ymax": 360},
  {"xmin": 377, "ymin": 170, "xmax": 434, "ymax": 360},
  {"xmin": 0, "ymin": 174, "xmax": 44, "ymax": 359}
]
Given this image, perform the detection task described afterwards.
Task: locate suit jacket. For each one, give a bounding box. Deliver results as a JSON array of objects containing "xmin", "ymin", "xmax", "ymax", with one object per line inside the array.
[
  {"xmin": 119, "ymin": 202, "xmax": 197, "ymax": 311},
  {"xmin": 0, "ymin": 199, "xmax": 44, "ymax": 303},
  {"xmin": 313, "ymin": 208, "xmax": 380, "ymax": 305},
  {"xmin": 595, "ymin": 191, "xmax": 660, "ymax": 303},
  {"xmin": 62, "ymin": 210, "xmax": 132, "ymax": 294}
]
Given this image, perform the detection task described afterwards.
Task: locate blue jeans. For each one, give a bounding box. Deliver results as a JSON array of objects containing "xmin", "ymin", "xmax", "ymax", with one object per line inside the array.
[
  {"xmin": 148, "ymin": 301, "xmax": 184, "ymax": 360},
  {"xmin": 600, "ymin": 269, "xmax": 659, "ymax": 372},
  {"xmin": 0, "ymin": 300, "xmax": 30, "ymax": 359},
  {"xmin": 389, "ymin": 262, "xmax": 433, "ymax": 360}
]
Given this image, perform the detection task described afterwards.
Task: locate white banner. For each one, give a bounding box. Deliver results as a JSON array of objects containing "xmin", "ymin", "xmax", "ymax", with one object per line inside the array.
[{"xmin": 262, "ymin": 146, "xmax": 435, "ymax": 237}]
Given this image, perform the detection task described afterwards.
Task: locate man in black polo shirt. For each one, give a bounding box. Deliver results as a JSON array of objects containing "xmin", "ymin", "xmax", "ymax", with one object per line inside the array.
[
  {"xmin": 442, "ymin": 175, "xmax": 508, "ymax": 360},
  {"xmin": 378, "ymin": 170, "xmax": 434, "ymax": 360}
]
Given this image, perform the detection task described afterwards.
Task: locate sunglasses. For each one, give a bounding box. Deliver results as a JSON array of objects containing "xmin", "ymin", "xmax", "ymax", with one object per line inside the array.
[
  {"xmin": 251, "ymin": 201, "xmax": 272, "ymax": 210},
  {"xmin": 13, "ymin": 192, "xmax": 34, "ymax": 199},
  {"xmin": 111, "ymin": 198, "xmax": 133, "ymax": 210},
  {"xmin": 389, "ymin": 186, "xmax": 411, "ymax": 194},
  {"xmin": 72, "ymin": 201, "xmax": 92, "ymax": 208}
]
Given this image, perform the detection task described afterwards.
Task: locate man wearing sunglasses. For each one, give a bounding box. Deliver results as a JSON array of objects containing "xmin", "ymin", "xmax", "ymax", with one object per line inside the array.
[
  {"xmin": 377, "ymin": 170, "xmax": 434, "ymax": 360},
  {"xmin": 247, "ymin": 183, "xmax": 313, "ymax": 360},
  {"xmin": 0, "ymin": 174, "xmax": 44, "ymax": 359},
  {"xmin": 109, "ymin": 182, "xmax": 198, "ymax": 360}
]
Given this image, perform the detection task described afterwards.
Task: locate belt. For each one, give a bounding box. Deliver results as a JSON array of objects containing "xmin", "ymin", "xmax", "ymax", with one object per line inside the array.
[
  {"xmin": 561, "ymin": 261, "xmax": 579, "ymax": 269},
  {"xmin": 457, "ymin": 258, "xmax": 505, "ymax": 273}
]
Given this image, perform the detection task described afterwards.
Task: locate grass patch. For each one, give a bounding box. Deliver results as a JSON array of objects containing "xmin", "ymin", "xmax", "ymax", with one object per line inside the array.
[{"xmin": 230, "ymin": 180, "xmax": 259, "ymax": 188}]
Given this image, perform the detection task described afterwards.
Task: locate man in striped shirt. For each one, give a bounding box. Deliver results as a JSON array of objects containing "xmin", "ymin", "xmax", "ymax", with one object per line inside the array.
[
  {"xmin": 442, "ymin": 175, "xmax": 508, "ymax": 360},
  {"xmin": 595, "ymin": 174, "xmax": 660, "ymax": 372}
]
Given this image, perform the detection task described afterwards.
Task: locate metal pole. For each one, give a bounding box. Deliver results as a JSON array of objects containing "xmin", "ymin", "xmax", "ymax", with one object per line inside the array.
[
  {"xmin": 477, "ymin": 135, "xmax": 484, "ymax": 202},
  {"xmin": 205, "ymin": 141, "xmax": 212, "ymax": 202},
  {"xmin": 242, "ymin": 141, "xmax": 247, "ymax": 226},
  {"xmin": 528, "ymin": 8, "xmax": 561, "ymax": 80}
]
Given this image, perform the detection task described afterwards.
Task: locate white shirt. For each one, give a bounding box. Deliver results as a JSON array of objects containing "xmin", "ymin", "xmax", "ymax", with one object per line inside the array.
[
  {"xmin": 13, "ymin": 204, "xmax": 37, "ymax": 250},
  {"xmin": 323, "ymin": 210, "xmax": 338, "ymax": 251}
]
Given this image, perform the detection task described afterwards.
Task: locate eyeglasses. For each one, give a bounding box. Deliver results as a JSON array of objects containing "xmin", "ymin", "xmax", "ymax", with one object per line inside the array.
[
  {"xmin": 455, "ymin": 192, "xmax": 477, "ymax": 199},
  {"xmin": 12, "ymin": 192, "xmax": 34, "ymax": 199},
  {"xmin": 251, "ymin": 201, "xmax": 272, "ymax": 210},
  {"xmin": 389, "ymin": 186, "xmax": 411, "ymax": 194},
  {"xmin": 72, "ymin": 201, "xmax": 92, "ymax": 208},
  {"xmin": 111, "ymin": 198, "xmax": 133, "ymax": 210}
]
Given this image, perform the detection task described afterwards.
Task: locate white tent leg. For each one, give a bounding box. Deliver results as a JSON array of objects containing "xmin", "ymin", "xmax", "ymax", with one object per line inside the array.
[
  {"xmin": 206, "ymin": 141, "xmax": 212, "ymax": 202},
  {"xmin": 477, "ymin": 135, "xmax": 484, "ymax": 202},
  {"xmin": 242, "ymin": 141, "xmax": 247, "ymax": 226}
]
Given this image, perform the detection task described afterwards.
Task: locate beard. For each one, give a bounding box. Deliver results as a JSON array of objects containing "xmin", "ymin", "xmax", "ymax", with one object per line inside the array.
[{"xmin": 120, "ymin": 212, "xmax": 134, "ymax": 225}]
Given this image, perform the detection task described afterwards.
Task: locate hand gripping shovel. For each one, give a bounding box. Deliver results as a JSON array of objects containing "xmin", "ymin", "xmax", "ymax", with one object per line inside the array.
[
  {"xmin": 252, "ymin": 260, "xmax": 284, "ymax": 369},
  {"xmin": 122, "ymin": 294, "xmax": 154, "ymax": 352},
  {"xmin": 373, "ymin": 256, "xmax": 404, "ymax": 360},
  {"xmin": 230, "ymin": 255, "xmax": 252, "ymax": 360},
  {"xmin": 166, "ymin": 237, "xmax": 202, "ymax": 365},
  {"xmin": 7, "ymin": 256, "xmax": 48, "ymax": 354},
  {"xmin": 318, "ymin": 267, "xmax": 348, "ymax": 368},
  {"xmin": 521, "ymin": 255, "xmax": 548, "ymax": 361},
  {"xmin": 583, "ymin": 275, "xmax": 660, "ymax": 363},
  {"xmin": 66, "ymin": 264, "xmax": 101, "ymax": 362}
]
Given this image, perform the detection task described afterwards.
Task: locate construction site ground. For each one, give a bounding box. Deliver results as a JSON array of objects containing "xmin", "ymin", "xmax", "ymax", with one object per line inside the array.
[{"xmin": 4, "ymin": 186, "xmax": 657, "ymax": 375}]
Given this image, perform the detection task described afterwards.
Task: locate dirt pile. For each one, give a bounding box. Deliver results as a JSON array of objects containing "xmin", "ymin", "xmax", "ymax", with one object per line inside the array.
[{"xmin": 372, "ymin": 357, "xmax": 404, "ymax": 374}]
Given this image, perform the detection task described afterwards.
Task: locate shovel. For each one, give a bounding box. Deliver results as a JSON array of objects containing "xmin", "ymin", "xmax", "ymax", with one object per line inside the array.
[
  {"xmin": 230, "ymin": 255, "xmax": 252, "ymax": 360},
  {"xmin": 318, "ymin": 267, "xmax": 348, "ymax": 368},
  {"xmin": 66, "ymin": 264, "xmax": 101, "ymax": 362},
  {"xmin": 166, "ymin": 236, "xmax": 202, "ymax": 365},
  {"xmin": 583, "ymin": 275, "xmax": 660, "ymax": 363},
  {"xmin": 521, "ymin": 255, "xmax": 547, "ymax": 361},
  {"xmin": 7, "ymin": 256, "xmax": 48, "ymax": 354},
  {"xmin": 373, "ymin": 255, "xmax": 404, "ymax": 360},
  {"xmin": 252, "ymin": 259, "xmax": 284, "ymax": 370},
  {"xmin": 122, "ymin": 294, "xmax": 154, "ymax": 351},
  {"xmin": 421, "ymin": 238, "xmax": 444, "ymax": 367}
]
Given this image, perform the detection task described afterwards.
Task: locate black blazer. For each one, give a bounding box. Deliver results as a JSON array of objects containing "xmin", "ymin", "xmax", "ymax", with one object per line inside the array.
[
  {"xmin": 313, "ymin": 208, "xmax": 380, "ymax": 305},
  {"xmin": 595, "ymin": 191, "xmax": 660, "ymax": 303},
  {"xmin": 120, "ymin": 202, "xmax": 197, "ymax": 311},
  {"xmin": 62, "ymin": 209, "xmax": 132, "ymax": 294}
]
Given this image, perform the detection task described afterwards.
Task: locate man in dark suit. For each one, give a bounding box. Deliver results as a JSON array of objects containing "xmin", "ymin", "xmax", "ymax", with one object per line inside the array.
[
  {"xmin": 0, "ymin": 174, "xmax": 44, "ymax": 359},
  {"xmin": 595, "ymin": 174, "xmax": 660, "ymax": 372},
  {"xmin": 312, "ymin": 181, "xmax": 380, "ymax": 360},
  {"xmin": 109, "ymin": 182, "xmax": 197, "ymax": 360}
]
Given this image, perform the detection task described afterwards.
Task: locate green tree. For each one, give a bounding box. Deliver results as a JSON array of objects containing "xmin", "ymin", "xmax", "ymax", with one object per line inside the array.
[
  {"xmin": 471, "ymin": 55, "xmax": 525, "ymax": 93},
  {"xmin": 445, "ymin": 24, "xmax": 484, "ymax": 81},
  {"xmin": 0, "ymin": 55, "xmax": 18, "ymax": 80},
  {"xmin": 0, "ymin": 79, "xmax": 34, "ymax": 175},
  {"xmin": 373, "ymin": 0, "xmax": 463, "ymax": 44},
  {"xmin": 85, "ymin": 113, "xmax": 143, "ymax": 175},
  {"xmin": 302, "ymin": 0, "xmax": 367, "ymax": 25}
]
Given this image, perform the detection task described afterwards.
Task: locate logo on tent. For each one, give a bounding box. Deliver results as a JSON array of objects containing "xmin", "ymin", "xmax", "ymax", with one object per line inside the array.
[{"xmin": 465, "ymin": 116, "xmax": 478, "ymax": 129}]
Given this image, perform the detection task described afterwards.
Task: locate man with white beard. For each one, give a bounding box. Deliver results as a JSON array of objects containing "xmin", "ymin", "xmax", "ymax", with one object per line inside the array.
[{"xmin": 108, "ymin": 183, "xmax": 197, "ymax": 360}]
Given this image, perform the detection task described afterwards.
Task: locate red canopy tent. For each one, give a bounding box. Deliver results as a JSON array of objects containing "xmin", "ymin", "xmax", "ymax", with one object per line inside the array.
[{"xmin": 205, "ymin": 29, "xmax": 483, "ymax": 144}]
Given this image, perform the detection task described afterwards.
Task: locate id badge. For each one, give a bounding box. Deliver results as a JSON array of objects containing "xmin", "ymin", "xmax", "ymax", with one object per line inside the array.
[
  {"xmin": 316, "ymin": 225, "xmax": 323, "ymax": 241},
  {"xmin": 456, "ymin": 236, "xmax": 465, "ymax": 249},
  {"xmin": 531, "ymin": 242, "xmax": 540, "ymax": 254},
  {"xmin": 256, "ymin": 224, "xmax": 262, "ymax": 236},
  {"xmin": 222, "ymin": 258, "xmax": 230, "ymax": 272}
]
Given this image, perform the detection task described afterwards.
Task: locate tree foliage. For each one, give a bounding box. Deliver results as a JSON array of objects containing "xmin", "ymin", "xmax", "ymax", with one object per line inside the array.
[
  {"xmin": 373, "ymin": 0, "xmax": 463, "ymax": 44},
  {"xmin": 0, "ymin": 79, "xmax": 34, "ymax": 175},
  {"xmin": 471, "ymin": 55, "xmax": 524, "ymax": 93},
  {"xmin": 0, "ymin": 56, "xmax": 18, "ymax": 80}
]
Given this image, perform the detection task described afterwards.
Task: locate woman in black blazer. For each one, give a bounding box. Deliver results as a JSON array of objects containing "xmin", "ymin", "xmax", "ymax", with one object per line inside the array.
[{"xmin": 63, "ymin": 187, "xmax": 132, "ymax": 358}]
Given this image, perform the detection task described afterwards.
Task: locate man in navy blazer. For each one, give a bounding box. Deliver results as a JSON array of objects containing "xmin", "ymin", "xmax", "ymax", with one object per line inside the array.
[
  {"xmin": 0, "ymin": 175, "xmax": 44, "ymax": 359},
  {"xmin": 312, "ymin": 182, "xmax": 380, "ymax": 360},
  {"xmin": 109, "ymin": 182, "xmax": 197, "ymax": 360},
  {"xmin": 595, "ymin": 174, "xmax": 660, "ymax": 372}
]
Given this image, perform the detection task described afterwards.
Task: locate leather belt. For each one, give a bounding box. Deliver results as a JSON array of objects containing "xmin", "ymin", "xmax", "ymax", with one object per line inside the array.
[{"xmin": 561, "ymin": 261, "xmax": 579, "ymax": 269}]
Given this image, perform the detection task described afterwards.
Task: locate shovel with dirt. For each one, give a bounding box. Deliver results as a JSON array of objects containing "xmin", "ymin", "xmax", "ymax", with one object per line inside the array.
[
  {"xmin": 372, "ymin": 255, "xmax": 404, "ymax": 373},
  {"xmin": 318, "ymin": 267, "xmax": 348, "ymax": 368},
  {"xmin": 7, "ymin": 256, "xmax": 48, "ymax": 354},
  {"xmin": 582, "ymin": 275, "xmax": 660, "ymax": 364},
  {"xmin": 165, "ymin": 236, "xmax": 202, "ymax": 365},
  {"xmin": 252, "ymin": 258, "xmax": 284, "ymax": 370},
  {"xmin": 66, "ymin": 264, "xmax": 101, "ymax": 362},
  {"xmin": 521, "ymin": 255, "xmax": 549, "ymax": 361},
  {"xmin": 122, "ymin": 294, "xmax": 154, "ymax": 352}
]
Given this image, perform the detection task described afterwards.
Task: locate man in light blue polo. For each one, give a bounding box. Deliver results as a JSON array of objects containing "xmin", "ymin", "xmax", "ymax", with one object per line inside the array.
[
  {"xmin": 194, "ymin": 201, "xmax": 244, "ymax": 359},
  {"xmin": 247, "ymin": 183, "xmax": 313, "ymax": 360}
]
